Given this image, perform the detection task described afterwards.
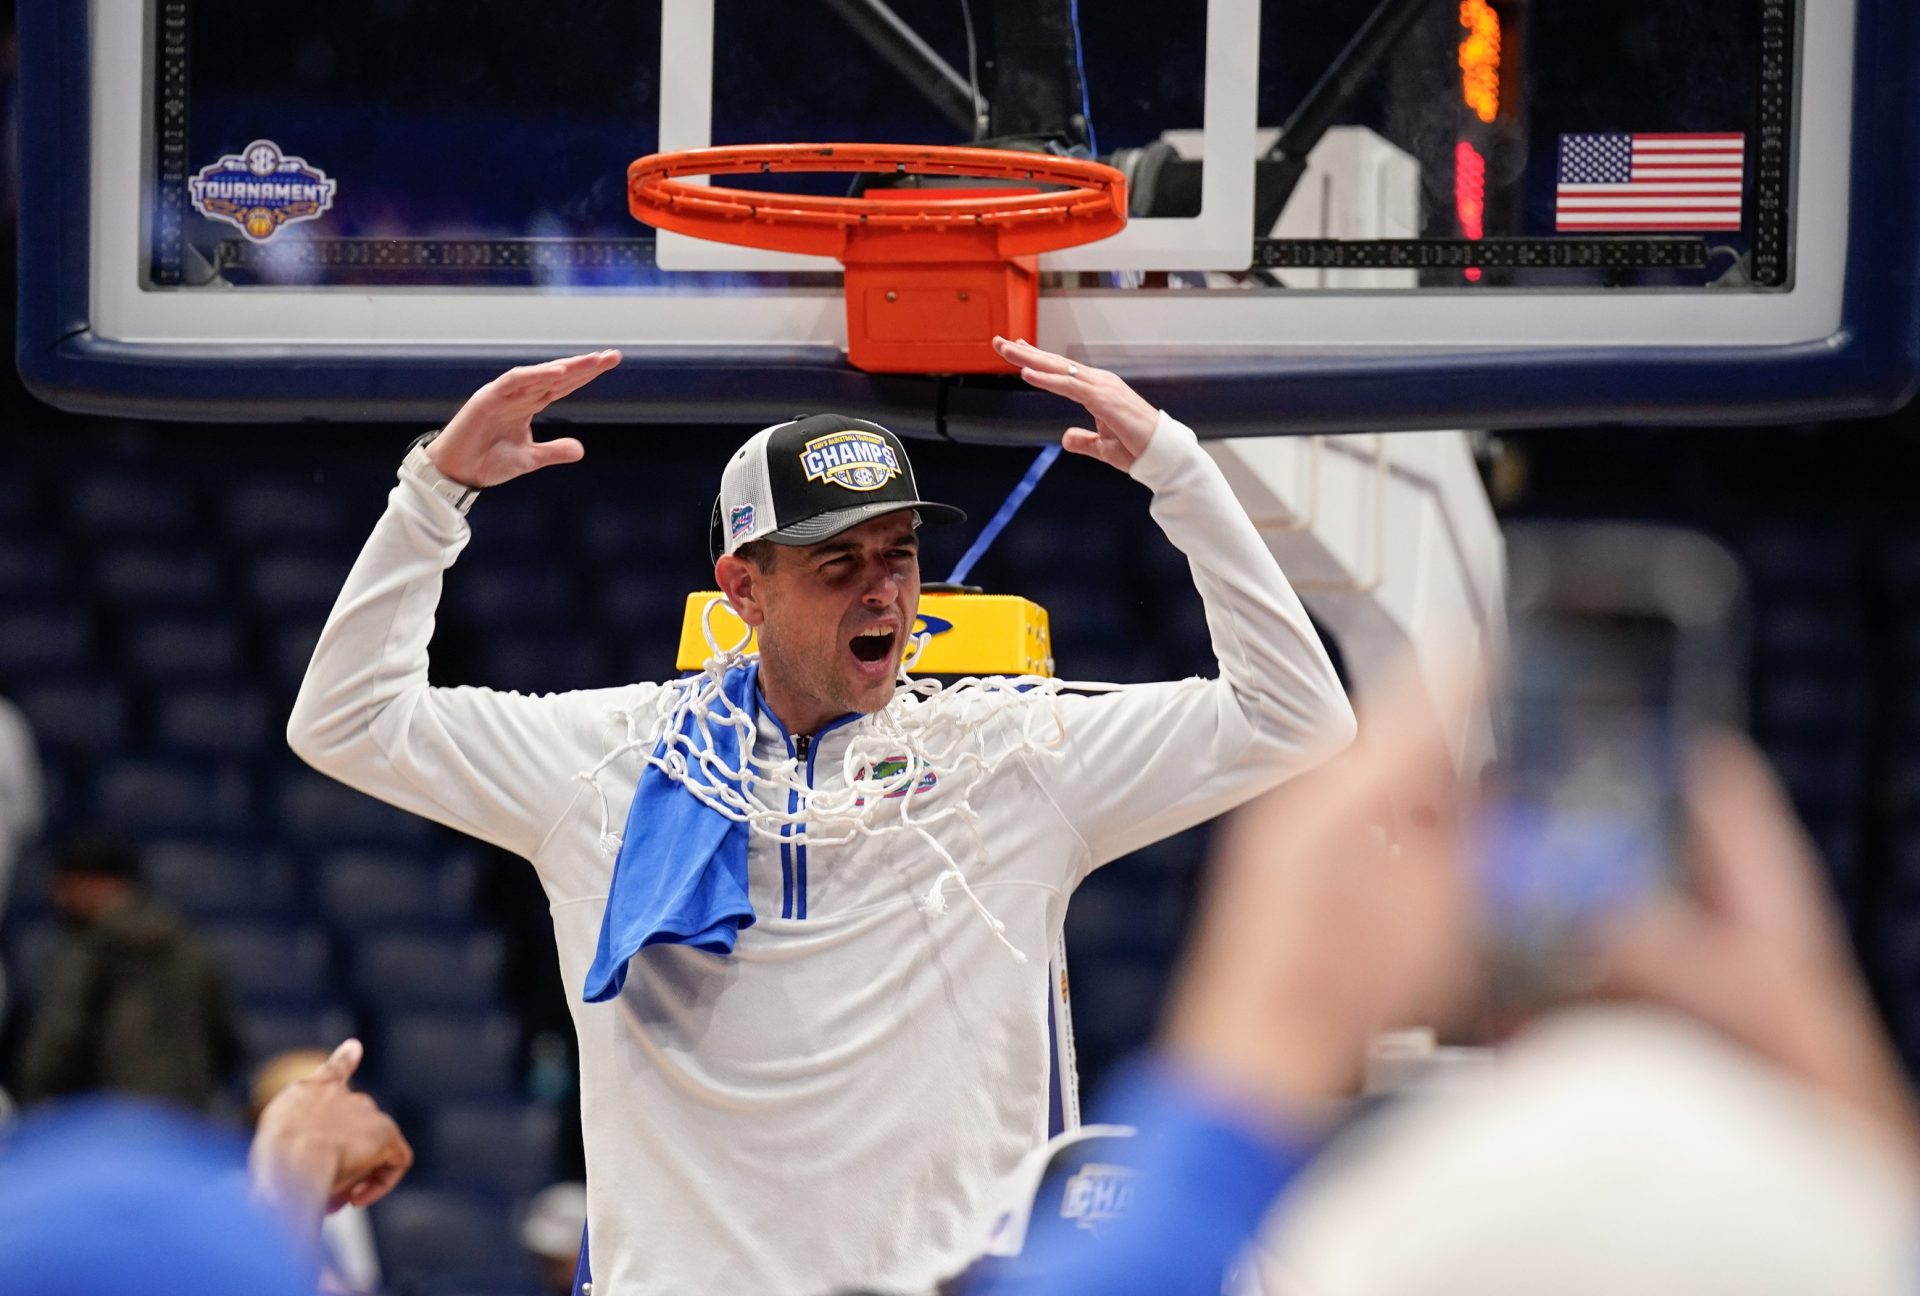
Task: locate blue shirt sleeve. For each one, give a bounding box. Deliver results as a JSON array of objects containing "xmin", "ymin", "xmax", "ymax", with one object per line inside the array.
[{"xmin": 968, "ymin": 1056, "xmax": 1322, "ymax": 1296}]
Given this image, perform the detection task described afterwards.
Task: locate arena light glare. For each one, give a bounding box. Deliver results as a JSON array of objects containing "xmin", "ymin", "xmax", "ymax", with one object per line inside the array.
[
  {"xmin": 1459, "ymin": 0, "xmax": 1502, "ymax": 125},
  {"xmin": 1455, "ymin": 139, "xmax": 1487, "ymax": 282}
]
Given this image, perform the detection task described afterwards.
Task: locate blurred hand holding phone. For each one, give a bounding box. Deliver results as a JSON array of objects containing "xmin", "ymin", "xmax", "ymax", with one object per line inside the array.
[
  {"xmin": 1483, "ymin": 522, "xmax": 1747, "ymax": 1008},
  {"xmin": 1162, "ymin": 522, "xmax": 1917, "ymax": 1169}
]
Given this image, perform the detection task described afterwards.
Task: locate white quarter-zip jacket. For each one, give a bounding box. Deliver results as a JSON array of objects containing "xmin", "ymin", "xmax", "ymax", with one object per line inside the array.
[{"xmin": 288, "ymin": 412, "xmax": 1355, "ymax": 1296}]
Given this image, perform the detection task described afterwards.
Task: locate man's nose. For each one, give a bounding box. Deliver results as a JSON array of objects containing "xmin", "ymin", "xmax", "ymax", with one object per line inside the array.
[{"xmin": 861, "ymin": 563, "xmax": 900, "ymax": 606}]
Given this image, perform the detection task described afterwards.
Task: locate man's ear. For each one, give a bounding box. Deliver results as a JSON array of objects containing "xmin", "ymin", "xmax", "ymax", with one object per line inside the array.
[{"xmin": 714, "ymin": 554, "xmax": 768, "ymax": 627}]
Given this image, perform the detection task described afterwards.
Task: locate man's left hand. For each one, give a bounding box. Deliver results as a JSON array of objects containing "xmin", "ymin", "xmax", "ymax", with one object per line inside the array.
[{"xmin": 993, "ymin": 337, "xmax": 1161, "ymax": 473}]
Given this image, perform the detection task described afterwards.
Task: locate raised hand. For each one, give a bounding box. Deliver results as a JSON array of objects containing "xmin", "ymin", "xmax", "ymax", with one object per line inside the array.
[
  {"xmin": 992, "ymin": 336, "xmax": 1162, "ymax": 473},
  {"xmin": 250, "ymin": 1038, "xmax": 416, "ymax": 1233},
  {"xmin": 428, "ymin": 349, "xmax": 623, "ymax": 488},
  {"xmin": 1596, "ymin": 737, "xmax": 1920, "ymax": 1160}
]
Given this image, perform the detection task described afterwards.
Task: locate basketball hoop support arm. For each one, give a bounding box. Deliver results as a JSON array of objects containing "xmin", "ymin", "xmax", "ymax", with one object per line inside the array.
[
  {"xmin": 820, "ymin": 0, "xmax": 985, "ymax": 137},
  {"xmin": 1257, "ymin": 0, "xmax": 1434, "ymax": 232}
]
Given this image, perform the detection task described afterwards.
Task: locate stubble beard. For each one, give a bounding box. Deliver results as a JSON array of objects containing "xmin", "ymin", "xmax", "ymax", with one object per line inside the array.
[{"xmin": 758, "ymin": 631, "xmax": 896, "ymax": 726}]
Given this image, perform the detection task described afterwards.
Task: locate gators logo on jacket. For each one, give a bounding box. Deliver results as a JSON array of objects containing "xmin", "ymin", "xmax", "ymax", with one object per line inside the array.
[{"xmin": 853, "ymin": 755, "xmax": 938, "ymax": 806}]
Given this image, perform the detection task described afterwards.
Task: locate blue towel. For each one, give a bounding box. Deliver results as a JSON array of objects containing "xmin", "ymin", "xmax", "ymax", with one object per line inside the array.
[{"xmin": 583, "ymin": 663, "xmax": 761, "ymax": 1002}]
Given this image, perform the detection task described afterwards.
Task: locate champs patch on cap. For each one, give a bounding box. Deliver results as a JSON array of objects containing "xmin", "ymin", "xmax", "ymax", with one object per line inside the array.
[
  {"xmin": 711, "ymin": 412, "xmax": 967, "ymax": 560},
  {"xmin": 799, "ymin": 430, "xmax": 902, "ymax": 493}
]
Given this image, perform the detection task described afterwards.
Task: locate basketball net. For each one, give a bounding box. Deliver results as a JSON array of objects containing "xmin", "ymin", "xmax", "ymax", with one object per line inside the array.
[{"xmin": 581, "ymin": 598, "xmax": 1112, "ymax": 962}]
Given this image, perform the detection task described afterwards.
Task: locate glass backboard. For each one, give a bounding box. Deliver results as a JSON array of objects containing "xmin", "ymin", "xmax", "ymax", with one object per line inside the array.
[{"xmin": 16, "ymin": 0, "xmax": 1920, "ymax": 435}]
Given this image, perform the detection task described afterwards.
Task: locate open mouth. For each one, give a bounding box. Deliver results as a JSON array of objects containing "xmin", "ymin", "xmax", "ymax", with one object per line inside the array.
[{"xmin": 849, "ymin": 626, "xmax": 897, "ymax": 665}]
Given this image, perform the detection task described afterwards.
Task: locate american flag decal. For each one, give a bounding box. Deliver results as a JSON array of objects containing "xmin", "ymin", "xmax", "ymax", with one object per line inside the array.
[{"xmin": 1555, "ymin": 133, "xmax": 1745, "ymax": 232}]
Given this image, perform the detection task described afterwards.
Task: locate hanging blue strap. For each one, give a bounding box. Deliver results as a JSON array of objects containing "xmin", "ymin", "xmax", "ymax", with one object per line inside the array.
[{"xmin": 945, "ymin": 445, "xmax": 1062, "ymax": 585}]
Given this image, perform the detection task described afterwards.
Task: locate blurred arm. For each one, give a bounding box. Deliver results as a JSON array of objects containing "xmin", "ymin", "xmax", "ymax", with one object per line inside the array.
[{"xmin": 1598, "ymin": 735, "xmax": 1920, "ymax": 1163}]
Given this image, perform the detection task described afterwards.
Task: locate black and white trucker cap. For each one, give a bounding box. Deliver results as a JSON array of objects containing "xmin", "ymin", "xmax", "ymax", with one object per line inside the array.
[{"xmin": 711, "ymin": 414, "xmax": 966, "ymax": 560}]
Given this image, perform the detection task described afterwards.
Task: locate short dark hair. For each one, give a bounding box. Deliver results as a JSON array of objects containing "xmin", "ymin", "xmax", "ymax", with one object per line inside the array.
[
  {"xmin": 52, "ymin": 834, "xmax": 141, "ymax": 882},
  {"xmin": 734, "ymin": 539, "xmax": 780, "ymax": 573}
]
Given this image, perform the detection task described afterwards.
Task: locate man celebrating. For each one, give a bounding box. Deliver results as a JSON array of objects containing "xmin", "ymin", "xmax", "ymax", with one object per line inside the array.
[{"xmin": 288, "ymin": 336, "xmax": 1354, "ymax": 1295}]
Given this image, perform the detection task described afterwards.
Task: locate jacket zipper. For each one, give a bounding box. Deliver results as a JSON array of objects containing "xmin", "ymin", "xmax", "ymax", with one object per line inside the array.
[
  {"xmin": 786, "ymin": 721, "xmax": 853, "ymax": 919},
  {"xmin": 793, "ymin": 734, "xmax": 812, "ymax": 918},
  {"xmin": 779, "ymin": 732, "xmax": 800, "ymax": 919}
]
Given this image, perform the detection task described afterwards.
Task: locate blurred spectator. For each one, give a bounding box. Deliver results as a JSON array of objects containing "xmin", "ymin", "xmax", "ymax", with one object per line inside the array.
[
  {"xmin": 0, "ymin": 692, "xmax": 43, "ymax": 920},
  {"xmin": 972, "ymin": 673, "xmax": 1920, "ymax": 1296},
  {"xmin": 1264, "ymin": 1006, "xmax": 1918, "ymax": 1295},
  {"xmin": 18, "ymin": 835, "xmax": 244, "ymax": 1112},
  {"xmin": 252, "ymin": 1049, "xmax": 384, "ymax": 1296},
  {"xmin": 0, "ymin": 1038, "xmax": 411, "ymax": 1296},
  {"xmin": 519, "ymin": 1180, "xmax": 588, "ymax": 1296}
]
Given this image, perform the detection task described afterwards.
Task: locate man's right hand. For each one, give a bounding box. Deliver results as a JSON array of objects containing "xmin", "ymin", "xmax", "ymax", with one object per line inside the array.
[{"xmin": 427, "ymin": 349, "xmax": 623, "ymax": 488}]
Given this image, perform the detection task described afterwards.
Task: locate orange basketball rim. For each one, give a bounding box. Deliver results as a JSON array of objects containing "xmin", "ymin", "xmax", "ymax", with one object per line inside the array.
[{"xmin": 627, "ymin": 144, "xmax": 1128, "ymax": 374}]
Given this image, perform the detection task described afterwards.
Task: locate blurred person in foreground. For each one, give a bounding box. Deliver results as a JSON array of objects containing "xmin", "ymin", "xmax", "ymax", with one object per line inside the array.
[
  {"xmin": 0, "ymin": 1038, "xmax": 412, "ymax": 1296},
  {"xmin": 0, "ymin": 691, "xmax": 43, "ymax": 923},
  {"xmin": 971, "ymin": 671, "xmax": 1920, "ymax": 1296},
  {"xmin": 18, "ymin": 836, "xmax": 244, "ymax": 1112},
  {"xmin": 520, "ymin": 1180, "xmax": 589, "ymax": 1296},
  {"xmin": 252, "ymin": 1050, "xmax": 385, "ymax": 1296},
  {"xmin": 0, "ymin": 691, "xmax": 45, "ymax": 1029},
  {"xmin": 0, "ymin": 695, "xmax": 44, "ymax": 1098}
]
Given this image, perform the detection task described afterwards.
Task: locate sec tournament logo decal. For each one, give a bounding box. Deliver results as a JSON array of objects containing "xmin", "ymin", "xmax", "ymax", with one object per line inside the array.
[
  {"xmin": 188, "ymin": 139, "xmax": 338, "ymax": 243},
  {"xmin": 800, "ymin": 430, "xmax": 901, "ymax": 492}
]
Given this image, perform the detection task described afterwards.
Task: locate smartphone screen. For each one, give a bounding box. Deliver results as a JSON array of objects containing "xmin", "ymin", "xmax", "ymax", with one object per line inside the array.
[{"xmin": 1481, "ymin": 523, "xmax": 1745, "ymax": 1004}]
